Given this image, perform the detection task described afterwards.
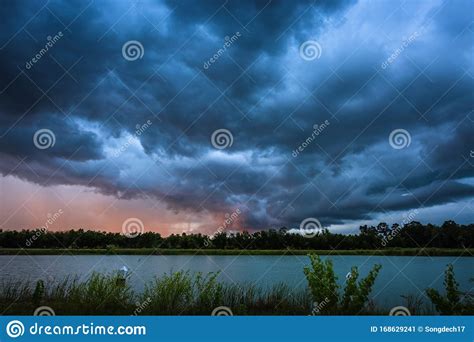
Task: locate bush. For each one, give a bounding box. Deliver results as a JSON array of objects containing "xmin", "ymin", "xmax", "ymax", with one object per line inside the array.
[
  {"xmin": 426, "ymin": 264, "xmax": 474, "ymax": 315},
  {"xmin": 304, "ymin": 254, "xmax": 381, "ymax": 314}
]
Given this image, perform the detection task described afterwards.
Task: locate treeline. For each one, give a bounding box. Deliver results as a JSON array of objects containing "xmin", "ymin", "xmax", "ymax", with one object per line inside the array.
[{"xmin": 0, "ymin": 221, "xmax": 472, "ymax": 250}]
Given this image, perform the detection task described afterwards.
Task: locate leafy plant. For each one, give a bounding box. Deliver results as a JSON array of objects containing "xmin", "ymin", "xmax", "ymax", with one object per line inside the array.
[
  {"xmin": 304, "ymin": 254, "xmax": 381, "ymax": 314},
  {"xmin": 426, "ymin": 264, "xmax": 474, "ymax": 315},
  {"xmin": 304, "ymin": 254, "xmax": 339, "ymax": 313}
]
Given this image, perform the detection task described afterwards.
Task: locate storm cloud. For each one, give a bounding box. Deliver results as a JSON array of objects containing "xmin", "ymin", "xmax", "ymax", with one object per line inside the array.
[{"xmin": 0, "ymin": 0, "xmax": 473, "ymax": 232}]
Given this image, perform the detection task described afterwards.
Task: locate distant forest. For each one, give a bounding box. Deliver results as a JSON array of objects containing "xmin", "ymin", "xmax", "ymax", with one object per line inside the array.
[{"xmin": 0, "ymin": 221, "xmax": 473, "ymax": 250}]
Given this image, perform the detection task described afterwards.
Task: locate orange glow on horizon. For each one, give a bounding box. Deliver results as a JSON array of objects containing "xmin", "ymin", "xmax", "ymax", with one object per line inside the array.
[{"xmin": 0, "ymin": 175, "xmax": 245, "ymax": 237}]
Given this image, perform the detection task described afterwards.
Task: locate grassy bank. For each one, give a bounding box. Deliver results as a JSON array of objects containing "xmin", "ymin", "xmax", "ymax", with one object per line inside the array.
[
  {"xmin": 0, "ymin": 272, "xmax": 314, "ymax": 315},
  {"xmin": 1, "ymin": 256, "xmax": 472, "ymax": 315},
  {"xmin": 0, "ymin": 271, "xmax": 422, "ymax": 316},
  {"xmin": 0, "ymin": 247, "xmax": 472, "ymax": 256}
]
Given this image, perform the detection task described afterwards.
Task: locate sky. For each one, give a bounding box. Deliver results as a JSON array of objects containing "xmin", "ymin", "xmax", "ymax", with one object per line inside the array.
[{"xmin": 0, "ymin": 0, "xmax": 473, "ymax": 236}]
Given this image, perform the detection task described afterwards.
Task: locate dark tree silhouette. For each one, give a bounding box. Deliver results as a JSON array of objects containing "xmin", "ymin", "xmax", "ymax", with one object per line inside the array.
[{"xmin": 0, "ymin": 221, "xmax": 472, "ymax": 250}]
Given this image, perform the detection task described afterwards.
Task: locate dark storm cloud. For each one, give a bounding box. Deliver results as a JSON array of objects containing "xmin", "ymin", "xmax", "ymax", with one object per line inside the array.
[{"xmin": 0, "ymin": 0, "xmax": 472, "ymax": 230}]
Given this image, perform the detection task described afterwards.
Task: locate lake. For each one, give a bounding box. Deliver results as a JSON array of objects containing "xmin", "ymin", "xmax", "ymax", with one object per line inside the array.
[{"xmin": 1, "ymin": 255, "xmax": 472, "ymax": 308}]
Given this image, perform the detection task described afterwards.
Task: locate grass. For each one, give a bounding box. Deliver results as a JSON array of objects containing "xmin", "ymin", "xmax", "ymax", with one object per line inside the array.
[
  {"xmin": 1, "ymin": 274, "xmax": 134, "ymax": 315},
  {"xmin": 0, "ymin": 271, "xmax": 440, "ymax": 316},
  {"xmin": 0, "ymin": 247, "xmax": 472, "ymax": 256},
  {"xmin": 3, "ymin": 258, "xmax": 473, "ymax": 315},
  {"xmin": 1, "ymin": 253, "xmax": 471, "ymax": 315},
  {"xmin": 0, "ymin": 272, "xmax": 314, "ymax": 315}
]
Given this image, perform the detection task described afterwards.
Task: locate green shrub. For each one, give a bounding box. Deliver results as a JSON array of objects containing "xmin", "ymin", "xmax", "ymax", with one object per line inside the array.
[
  {"xmin": 304, "ymin": 254, "xmax": 381, "ymax": 314},
  {"xmin": 426, "ymin": 264, "xmax": 474, "ymax": 315}
]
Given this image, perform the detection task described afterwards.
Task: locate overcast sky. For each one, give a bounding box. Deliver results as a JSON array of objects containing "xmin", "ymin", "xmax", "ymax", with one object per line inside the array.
[{"xmin": 0, "ymin": 0, "xmax": 472, "ymax": 235}]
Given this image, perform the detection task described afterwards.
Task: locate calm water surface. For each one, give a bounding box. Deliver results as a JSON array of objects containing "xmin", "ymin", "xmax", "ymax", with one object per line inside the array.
[{"xmin": 1, "ymin": 255, "xmax": 472, "ymax": 308}]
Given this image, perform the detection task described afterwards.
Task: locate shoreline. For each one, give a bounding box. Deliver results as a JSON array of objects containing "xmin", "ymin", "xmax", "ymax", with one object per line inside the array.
[{"xmin": 0, "ymin": 247, "xmax": 472, "ymax": 256}]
